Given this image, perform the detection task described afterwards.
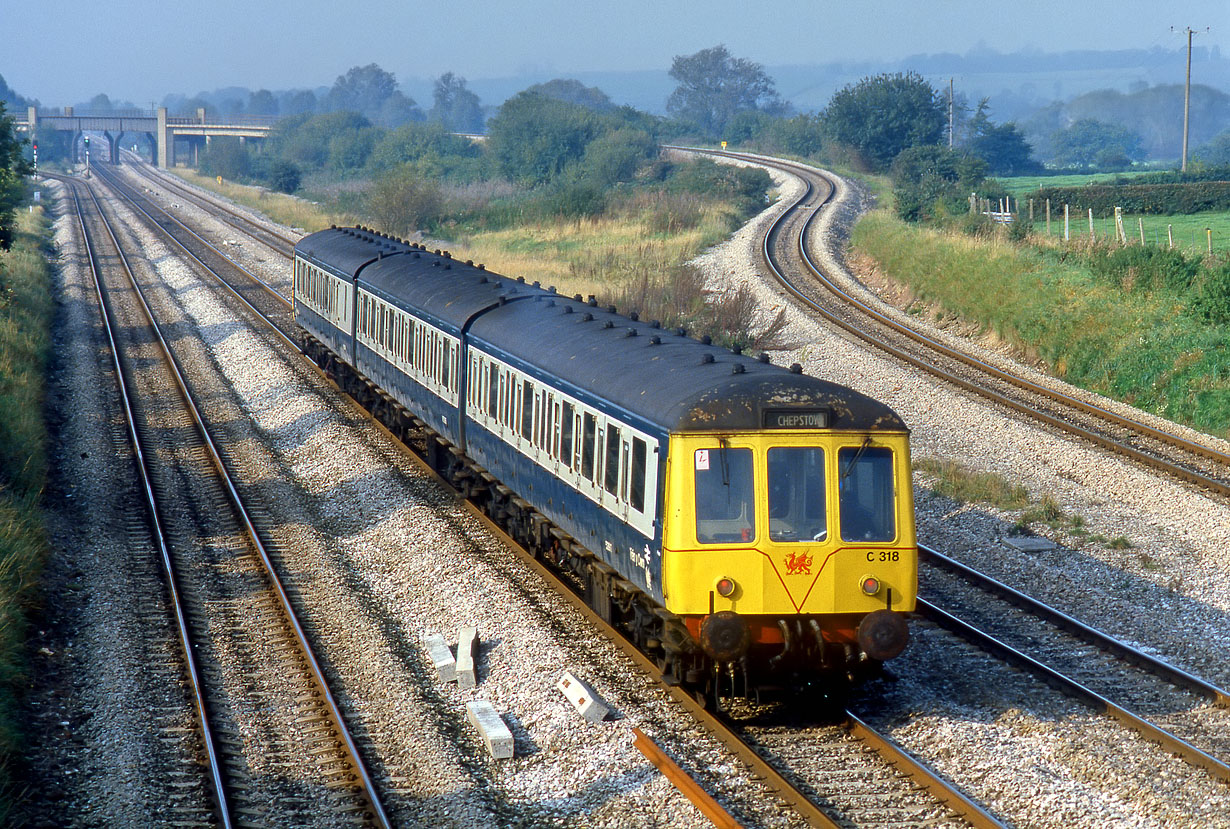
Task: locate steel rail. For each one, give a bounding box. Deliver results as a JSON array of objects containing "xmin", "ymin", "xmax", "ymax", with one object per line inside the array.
[
  {"xmin": 919, "ymin": 543, "xmax": 1230, "ymax": 707},
  {"xmin": 918, "ymin": 597, "xmax": 1230, "ymax": 784},
  {"xmin": 89, "ymin": 157, "xmax": 1004, "ymax": 827},
  {"xmin": 62, "ymin": 175, "xmax": 233, "ymax": 827},
  {"xmin": 93, "ymin": 162, "xmax": 293, "ymax": 308},
  {"xmin": 675, "ymin": 147, "xmax": 1230, "ymax": 497},
  {"xmin": 118, "ymin": 150, "xmax": 300, "ymax": 257},
  {"xmin": 68, "ymin": 173, "xmax": 393, "ymax": 828}
]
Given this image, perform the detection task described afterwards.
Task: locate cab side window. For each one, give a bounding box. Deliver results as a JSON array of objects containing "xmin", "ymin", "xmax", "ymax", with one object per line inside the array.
[{"xmin": 694, "ymin": 447, "xmax": 755, "ymax": 544}]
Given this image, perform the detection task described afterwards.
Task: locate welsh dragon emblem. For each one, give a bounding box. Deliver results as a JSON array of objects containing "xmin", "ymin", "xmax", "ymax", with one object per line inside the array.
[{"xmin": 783, "ymin": 551, "xmax": 813, "ymax": 576}]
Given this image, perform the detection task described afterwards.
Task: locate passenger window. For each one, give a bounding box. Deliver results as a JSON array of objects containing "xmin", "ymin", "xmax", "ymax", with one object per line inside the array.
[
  {"xmin": 521, "ymin": 381, "xmax": 534, "ymax": 441},
  {"xmin": 441, "ymin": 340, "xmax": 451, "ymax": 388},
  {"xmin": 582, "ymin": 413, "xmax": 597, "ymax": 480},
  {"xmin": 838, "ymin": 445, "xmax": 896, "ymax": 542},
  {"xmin": 604, "ymin": 426, "xmax": 621, "ymax": 494},
  {"xmin": 560, "ymin": 402, "xmax": 574, "ymax": 468},
  {"xmin": 630, "ymin": 438, "xmax": 647, "ymax": 513},
  {"xmin": 767, "ymin": 447, "xmax": 826, "ymax": 543},
  {"xmin": 620, "ymin": 441, "xmax": 630, "ymax": 501},
  {"xmin": 488, "ymin": 363, "xmax": 498, "ymax": 418},
  {"xmin": 552, "ymin": 402, "xmax": 562, "ymax": 459},
  {"xmin": 695, "ymin": 447, "xmax": 755, "ymax": 544}
]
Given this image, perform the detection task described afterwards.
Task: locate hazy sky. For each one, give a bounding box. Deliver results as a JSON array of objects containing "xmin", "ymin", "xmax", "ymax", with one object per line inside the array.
[{"xmin": 6, "ymin": 0, "xmax": 1228, "ymax": 106}]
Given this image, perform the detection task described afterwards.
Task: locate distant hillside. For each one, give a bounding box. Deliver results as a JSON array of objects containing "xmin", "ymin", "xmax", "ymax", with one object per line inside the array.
[{"xmin": 404, "ymin": 45, "xmax": 1229, "ymax": 124}]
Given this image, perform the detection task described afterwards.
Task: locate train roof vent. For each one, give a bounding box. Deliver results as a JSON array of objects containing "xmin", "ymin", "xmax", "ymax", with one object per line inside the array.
[
  {"xmin": 649, "ymin": 335, "xmax": 661, "ymax": 345},
  {"xmin": 603, "ymin": 321, "xmax": 613, "ymax": 329},
  {"xmin": 701, "ymin": 354, "xmax": 715, "ymax": 364},
  {"xmin": 790, "ymin": 363, "xmax": 803, "ymax": 374},
  {"xmin": 732, "ymin": 364, "xmax": 746, "ymax": 374},
  {"xmin": 625, "ymin": 328, "xmax": 637, "ymax": 337},
  {"xmin": 758, "ymin": 352, "xmax": 771, "ymax": 363}
]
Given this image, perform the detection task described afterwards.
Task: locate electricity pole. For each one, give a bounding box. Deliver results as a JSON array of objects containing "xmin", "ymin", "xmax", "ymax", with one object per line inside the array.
[
  {"xmin": 1174, "ymin": 26, "xmax": 1208, "ymax": 172},
  {"xmin": 948, "ymin": 78, "xmax": 954, "ymax": 148}
]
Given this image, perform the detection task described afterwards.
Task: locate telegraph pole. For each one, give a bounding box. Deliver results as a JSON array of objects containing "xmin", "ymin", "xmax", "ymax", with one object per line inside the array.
[
  {"xmin": 948, "ymin": 78, "xmax": 954, "ymax": 148},
  {"xmin": 1174, "ymin": 26, "xmax": 1208, "ymax": 172}
]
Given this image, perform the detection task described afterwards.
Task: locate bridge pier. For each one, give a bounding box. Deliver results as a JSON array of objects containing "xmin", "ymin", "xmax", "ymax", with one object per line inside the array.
[
  {"xmin": 157, "ymin": 107, "xmax": 170, "ymax": 168},
  {"xmin": 103, "ymin": 130, "xmax": 119, "ymax": 164}
]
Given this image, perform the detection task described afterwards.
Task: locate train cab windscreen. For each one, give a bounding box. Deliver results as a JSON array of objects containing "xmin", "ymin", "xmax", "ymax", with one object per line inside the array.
[
  {"xmin": 838, "ymin": 445, "xmax": 896, "ymax": 542},
  {"xmin": 695, "ymin": 447, "xmax": 755, "ymax": 544},
  {"xmin": 767, "ymin": 447, "xmax": 827, "ymax": 543}
]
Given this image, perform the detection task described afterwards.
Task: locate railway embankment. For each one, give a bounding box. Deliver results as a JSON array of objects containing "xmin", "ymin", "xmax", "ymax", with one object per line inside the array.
[{"xmin": 0, "ymin": 204, "xmax": 53, "ymax": 820}]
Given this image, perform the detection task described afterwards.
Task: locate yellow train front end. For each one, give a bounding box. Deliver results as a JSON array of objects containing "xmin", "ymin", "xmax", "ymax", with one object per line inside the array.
[{"xmin": 660, "ymin": 428, "xmax": 916, "ymax": 686}]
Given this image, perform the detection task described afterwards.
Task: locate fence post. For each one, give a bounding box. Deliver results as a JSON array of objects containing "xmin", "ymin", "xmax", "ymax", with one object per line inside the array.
[
  {"xmin": 1088, "ymin": 208, "xmax": 1095, "ymax": 240},
  {"xmin": 1208, "ymin": 228, "xmax": 1213, "ymax": 255},
  {"xmin": 1138, "ymin": 217, "xmax": 1145, "ymax": 245},
  {"xmin": 1046, "ymin": 199, "xmax": 1051, "ymax": 235},
  {"xmin": 1168, "ymin": 224, "xmax": 1174, "ymax": 249},
  {"xmin": 1029, "ymin": 198, "xmax": 1034, "ymax": 222},
  {"xmin": 1114, "ymin": 207, "xmax": 1126, "ymax": 244},
  {"xmin": 1064, "ymin": 203, "xmax": 1070, "ymax": 241}
]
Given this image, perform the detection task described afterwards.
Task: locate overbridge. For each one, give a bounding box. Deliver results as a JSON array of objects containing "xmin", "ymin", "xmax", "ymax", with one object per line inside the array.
[{"xmin": 14, "ymin": 107, "xmax": 276, "ymax": 168}]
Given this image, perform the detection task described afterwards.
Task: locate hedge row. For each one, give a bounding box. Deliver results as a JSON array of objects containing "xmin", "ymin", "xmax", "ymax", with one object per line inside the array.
[{"xmin": 1029, "ymin": 181, "xmax": 1230, "ymax": 217}]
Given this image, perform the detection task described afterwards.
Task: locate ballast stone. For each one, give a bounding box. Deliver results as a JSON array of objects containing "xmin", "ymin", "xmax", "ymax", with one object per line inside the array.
[
  {"xmin": 424, "ymin": 633, "xmax": 455, "ymax": 683},
  {"xmin": 557, "ymin": 671, "xmax": 609, "ymax": 722},
  {"xmin": 456, "ymin": 625, "xmax": 478, "ymax": 689},
  {"xmin": 466, "ymin": 700, "xmax": 514, "ymax": 759}
]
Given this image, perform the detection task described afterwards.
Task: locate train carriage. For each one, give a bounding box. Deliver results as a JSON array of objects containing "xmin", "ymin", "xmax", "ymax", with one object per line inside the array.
[{"xmin": 294, "ymin": 226, "xmax": 917, "ymax": 697}]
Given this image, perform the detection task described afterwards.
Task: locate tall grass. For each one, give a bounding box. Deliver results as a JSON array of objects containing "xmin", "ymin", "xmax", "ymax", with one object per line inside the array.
[
  {"xmin": 852, "ymin": 209, "xmax": 1230, "ymax": 437},
  {"xmin": 0, "ymin": 206, "xmax": 54, "ymax": 818},
  {"xmin": 171, "ymin": 169, "xmax": 353, "ymax": 232}
]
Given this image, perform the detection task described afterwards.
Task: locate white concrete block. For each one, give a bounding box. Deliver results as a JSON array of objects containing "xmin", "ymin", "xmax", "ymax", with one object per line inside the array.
[
  {"xmin": 556, "ymin": 671, "xmax": 609, "ymax": 722},
  {"xmin": 424, "ymin": 633, "xmax": 455, "ymax": 683},
  {"xmin": 456, "ymin": 625, "xmax": 478, "ymax": 689},
  {"xmin": 466, "ymin": 700, "xmax": 514, "ymax": 759}
]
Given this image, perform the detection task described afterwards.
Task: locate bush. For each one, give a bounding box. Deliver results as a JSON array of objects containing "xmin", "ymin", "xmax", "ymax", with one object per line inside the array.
[
  {"xmin": 1030, "ymin": 181, "xmax": 1230, "ymax": 217},
  {"xmin": 666, "ymin": 158, "xmax": 771, "ymax": 216},
  {"xmin": 1087, "ymin": 245, "xmax": 1201, "ymax": 293},
  {"xmin": 263, "ymin": 160, "xmax": 301, "ymax": 194},
  {"xmin": 365, "ymin": 165, "xmax": 445, "ymax": 236},
  {"xmin": 1192, "ymin": 262, "xmax": 1230, "ymax": 324}
]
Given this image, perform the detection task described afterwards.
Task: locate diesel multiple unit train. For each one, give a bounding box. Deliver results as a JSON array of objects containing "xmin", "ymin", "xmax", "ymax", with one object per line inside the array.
[{"xmin": 293, "ymin": 225, "xmax": 917, "ymax": 699}]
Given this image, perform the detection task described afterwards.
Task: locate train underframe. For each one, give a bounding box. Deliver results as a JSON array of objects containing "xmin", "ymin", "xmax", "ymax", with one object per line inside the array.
[{"xmin": 303, "ymin": 333, "xmax": 894, "ymax": 706}]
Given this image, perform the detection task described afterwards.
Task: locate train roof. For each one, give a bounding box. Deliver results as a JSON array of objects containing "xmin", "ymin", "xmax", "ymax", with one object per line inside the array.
[{"xmin": 295, "ymin": 227, "xmax": 907, "ymax": 435}]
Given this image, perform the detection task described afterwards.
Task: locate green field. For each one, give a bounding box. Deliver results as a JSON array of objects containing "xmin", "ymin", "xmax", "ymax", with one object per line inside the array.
[
  {"xmin": 997, "ymin": 171, "xmax": 1155, "ymax": 197},
  {"xmin": 995, "ymin": 173, "xmax": 1230, "ymax": 256}
]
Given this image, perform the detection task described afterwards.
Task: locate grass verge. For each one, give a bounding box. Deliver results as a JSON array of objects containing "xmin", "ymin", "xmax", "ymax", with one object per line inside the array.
[
  {"xmin": 172, "ymin": 169, "xmax": 353, "ymax": 232},
  {"xmin": 0, "ymin": 205, "xmax": 54, "ymax": 819},
  {"xmin": 852, "ymin": 209, "xmax": 1230, "ymax": 437}
]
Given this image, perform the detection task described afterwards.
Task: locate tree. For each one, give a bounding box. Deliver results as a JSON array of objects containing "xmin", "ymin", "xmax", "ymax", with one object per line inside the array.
[
  {"xmin": 247, "ymin": 89, "xmax": 279, "ymax": 116},
  {"xmin": 0, "ymin": 102, "xmax": 31, "ymax": 250},
  {"xmin": 367, "ymin": 122, "xmax": 480, "ymax": 174},
  {"xmin": 891, "ymin": 144, "xmax": 985, "ymax": 222},
  {"xmin": 1194, "ymin": 130, "xmax": 1230, "ymax": 165},
  {"xmin": 198, "ymin": 137, "xmax": 250, "ymax": 180},
  {"xmin": 366, "ymin": 165, "xmax": 445, "ymax": 236},
  {"xmin": 323, "ymin": 64, "xmax": 421, "ymax": 125},
  {"xmin": 575, "ymin": 128, "xmax": 656, "ymax": 187},
  {"xmin": 1049, "ymin": 118, "xmax": 1144, "ymax": 169},
  {"xmin": 666, "ymin": 45, "xmax": 786, "ymax": 137},
  {"xmin": 486, "ymin": 92, "xmax": 601, "ymax": 184},
  {"xmin": 822, "ymin": 72, "xmax": 946, "ymax": 171},
  {"xmin": 430, "ymin": 73, "xmax": 484, "ymax": 133},
  {"xmin": 263, "ymin": 160, "xmax": 301, "ymax": 193},
  {"xmin": 284, "ymin": 90, "xmax": 318, "ymax": 116},
  {"xmin": 523, "ymin": 79, "xmax": 614, "ymax": 112},
  {"xmin": 965, "ymin": 99, "xmax": 1039, "ymax": 176}
]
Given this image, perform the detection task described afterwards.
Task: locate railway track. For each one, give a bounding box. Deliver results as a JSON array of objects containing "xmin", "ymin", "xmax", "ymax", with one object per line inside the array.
[
  {"xmin": 687, "ymin": 148, "xmax": 1230, "ymax": 498},
  {"xmin": 87, "ymin": 162, "xmax": 1010, "ymax": 826},
  {"xmin": 56, "ymin": 172, "xmax": 392, "ymax": 827},
  {"xmin": 84, "ymin": 156, "xmax": 1230, "ymax": 824}
]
